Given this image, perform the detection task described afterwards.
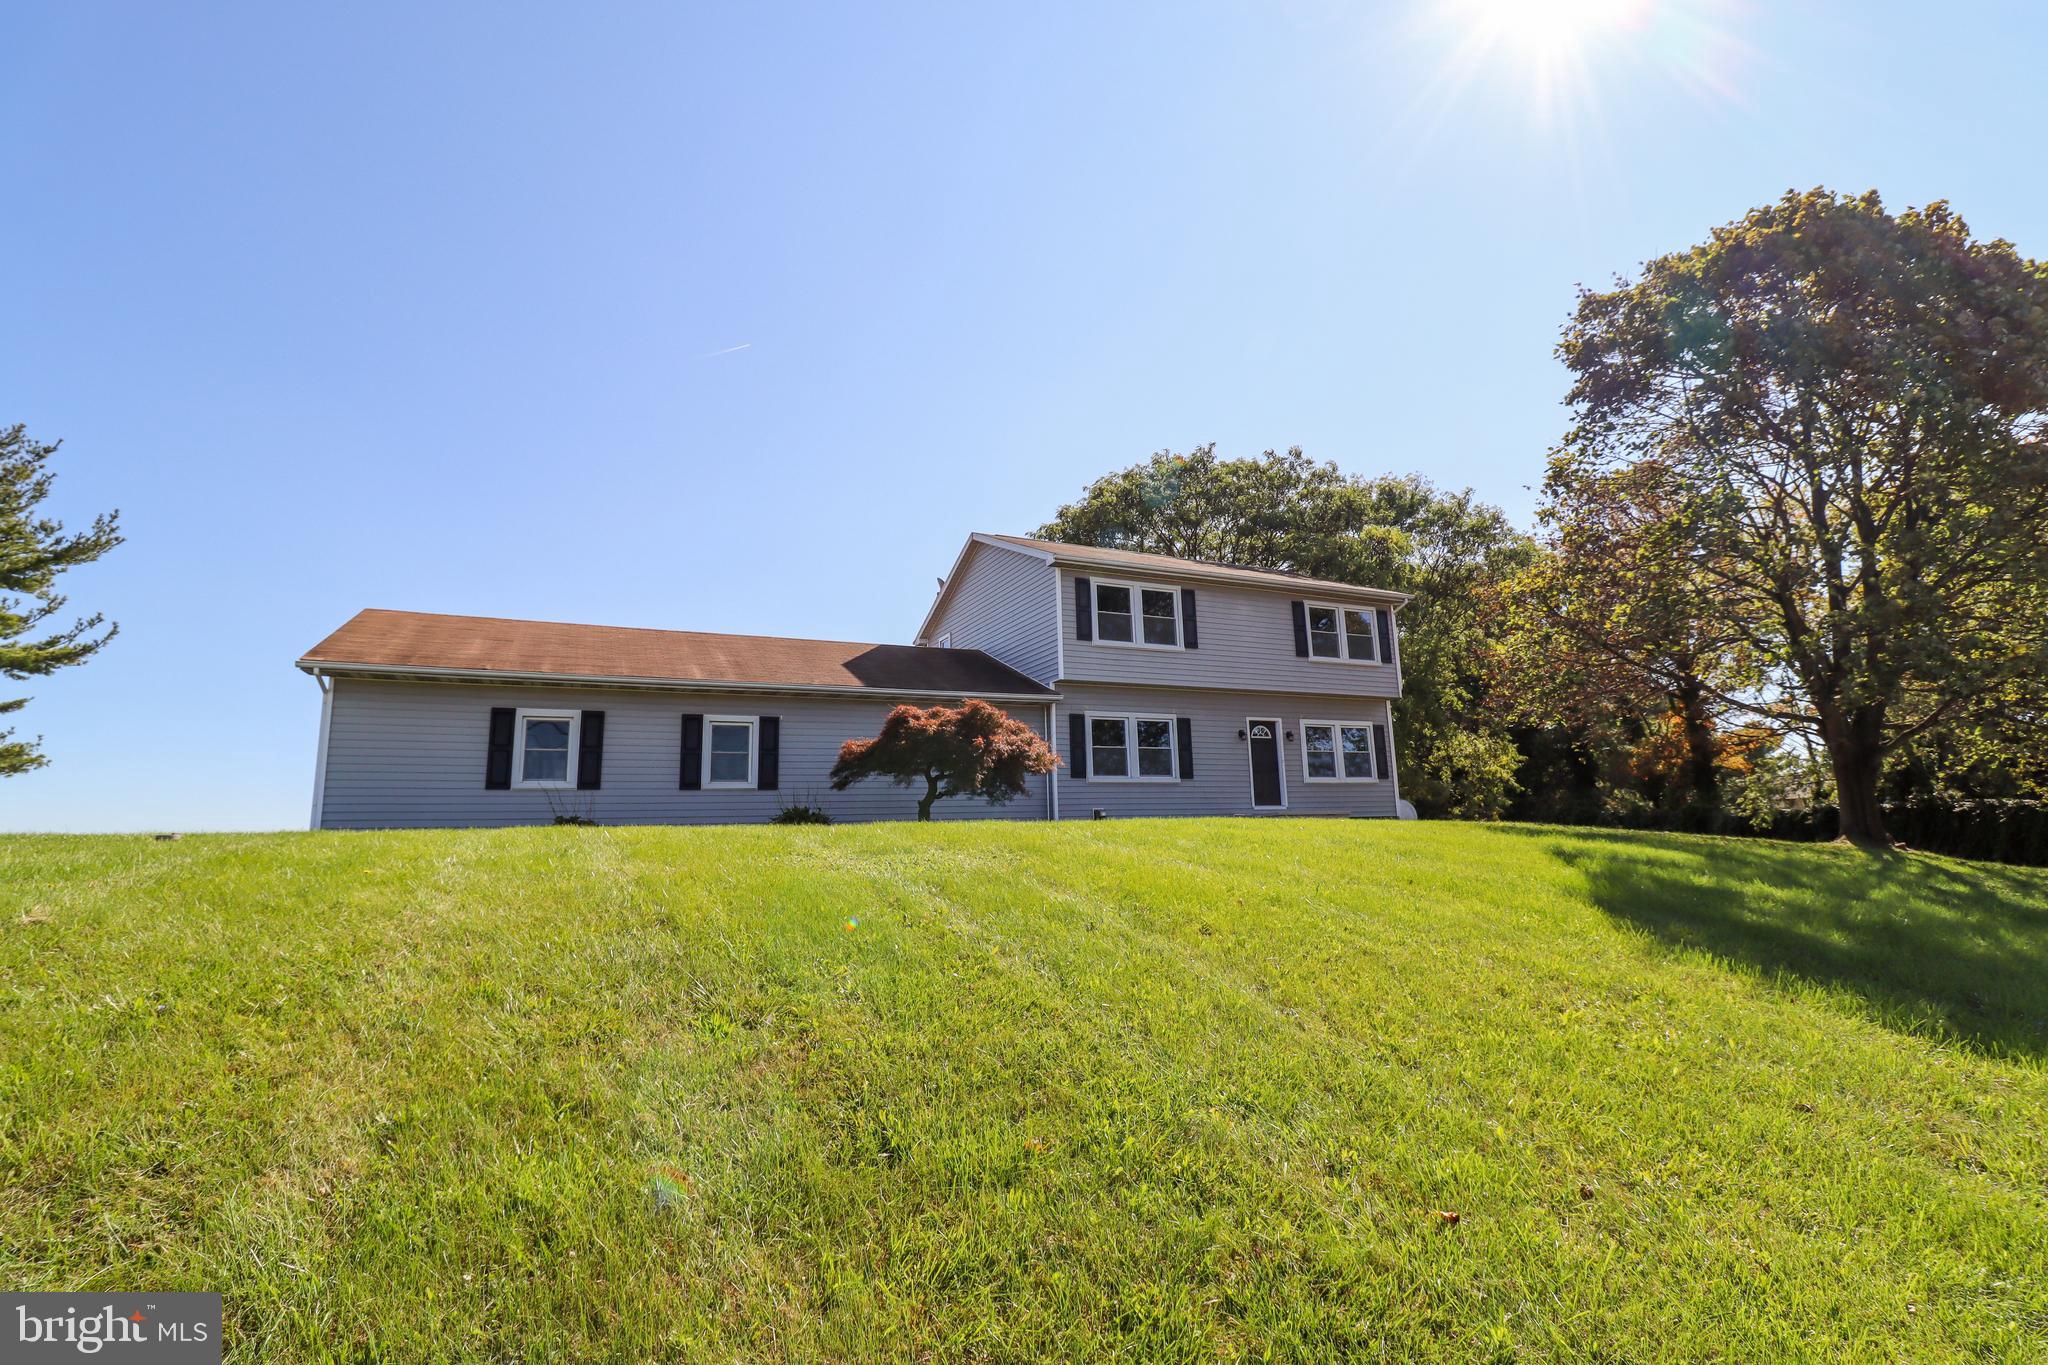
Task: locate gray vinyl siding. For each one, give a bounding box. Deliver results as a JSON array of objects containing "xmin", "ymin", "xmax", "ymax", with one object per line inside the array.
[
  {"xmin": 921, "ymin": 541, "xmax": 1061, "ymax": 685},
  {"xmin": 1057, "ymin": 569, "xmax": 1399, "ymax": 699},
  {"xmin": 1054, "ymin": 684, "xmax": 1398, "ymax": 820},
  {"xmin": 318, "ymin": 678, "xmax": 1052, "ymax": 829}
]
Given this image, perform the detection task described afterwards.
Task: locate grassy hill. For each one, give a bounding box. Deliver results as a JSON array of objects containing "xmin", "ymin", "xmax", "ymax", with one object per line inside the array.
[{"xmin": 2, "ymin": 820, "xmax": 2043, "ymax": 1362}]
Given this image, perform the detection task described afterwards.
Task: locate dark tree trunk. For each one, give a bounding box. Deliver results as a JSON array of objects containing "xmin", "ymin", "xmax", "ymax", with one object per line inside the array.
[
  {"xmin": 1823, "ymin": 706, "xmax": 1891, "ymax": 850},
  {"xmin": 917, "ymin": 773, "xmax": 940, "ymax": 822},
  {"xmin": 1675, "ymin": 680, "xmax": 1720, "ymax": 811}
]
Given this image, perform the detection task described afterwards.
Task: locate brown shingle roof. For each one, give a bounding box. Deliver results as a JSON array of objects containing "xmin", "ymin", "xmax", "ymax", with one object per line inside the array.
[
  {"xmin": 977, "ymin": 533, "xmax": 1407, "ymax": 603},
  {"xmin": 299, "ymin": 609, "xmax": 1055, "ymax": 698}
]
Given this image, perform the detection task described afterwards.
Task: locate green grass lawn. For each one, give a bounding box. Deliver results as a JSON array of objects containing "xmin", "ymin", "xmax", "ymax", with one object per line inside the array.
[{"xmin": 2, "ymin": 821, "xmax": 2044, "ymax": 1362}]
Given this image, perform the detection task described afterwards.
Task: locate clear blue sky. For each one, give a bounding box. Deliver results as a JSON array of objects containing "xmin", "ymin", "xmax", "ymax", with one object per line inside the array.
[{"xmin": 4, "ymin": 1, "xmax": 2042, "ymax": 831}]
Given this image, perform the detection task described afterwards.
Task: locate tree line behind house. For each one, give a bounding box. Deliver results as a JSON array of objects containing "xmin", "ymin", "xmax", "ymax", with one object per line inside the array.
[{"xmin": 8, "ymin": 190, "xmax": 2046, "ymax": 858}]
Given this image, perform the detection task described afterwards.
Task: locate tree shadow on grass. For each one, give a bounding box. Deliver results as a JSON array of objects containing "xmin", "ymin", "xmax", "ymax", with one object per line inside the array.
[{"xmin": 1492, "ymin": 825, "xmax": 2048, "ymax": 1061}]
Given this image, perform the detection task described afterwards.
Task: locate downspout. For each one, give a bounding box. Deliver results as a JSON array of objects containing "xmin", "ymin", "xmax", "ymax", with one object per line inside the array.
[
  {"xmin": 1386, "ymin": 700, "xmax": 1412, "ymax": 819},
  {"xmin": 1391, "ymin": 603, "xmax": 1405, "ymax": 693},
  {"xmin": 1047, "ymin": 701, "xmax": 1060, "ymax": 822},
  {"xmin": 1387, "ymin": 606, "xmax": 1411, "ymax": 819},
  {"xmin": 309, "ymin": 670, "xmax": 333, "ymax": 831}
]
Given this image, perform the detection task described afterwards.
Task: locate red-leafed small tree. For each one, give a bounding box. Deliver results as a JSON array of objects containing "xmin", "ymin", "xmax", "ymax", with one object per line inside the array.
[{"xmin": 830, "ymin": 699, "xmax": 1059, "ymax": 821}]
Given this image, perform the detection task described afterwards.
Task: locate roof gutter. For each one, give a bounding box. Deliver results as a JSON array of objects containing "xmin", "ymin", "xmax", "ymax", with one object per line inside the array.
[
  {"xmin": 1047, "ymin": 558, "xmax": 1413, "ymax": 607},
  {"xmin": 968, "ymin": 534, "xmax": 1412, "ymax": 607},
  {"xmin": 295, "ymin": 659, "xmax": 1061, "ymax": 704}
]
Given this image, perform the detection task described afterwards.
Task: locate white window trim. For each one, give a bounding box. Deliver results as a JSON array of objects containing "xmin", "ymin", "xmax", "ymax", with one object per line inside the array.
[
  {"xmin": 1245, "ymin": 716, "xmax": 1287, "ymax": 810},
  {"xmin": 935, "ymin": 633, "xmax": 953, "ymax": 649},
  {"xmin": 702, "ymin": 715, "xmax": 759, "ymax": 788},
  {"xmin": 1299, "ymin": 719, "xmax": 1380, "ymax": 783},
  {"xmin": 1303, "ymin": 602, "xmax": 1380, "ymax": 664},
  {"xmin": 512, "ymin": 707, "xmax": 581, "ymax": 789},
  {"xmin": 1082, "ymin": 711, "xmax": 1180, "ymax": 781},
  {"xmin": 1090, "ymin": 578, "xmax": 1183, "ymax": 651}
]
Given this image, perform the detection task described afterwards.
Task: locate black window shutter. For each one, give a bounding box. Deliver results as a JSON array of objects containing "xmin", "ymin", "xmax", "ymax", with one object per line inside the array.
[
  {"xmin": 1372, "ymin": 723, "xmax": 1390, "ymax": 780},
  {"xmin": 1176, "ymin": 716, "xmax": 1194, "ymax": 780},
  {"xmin": 1068, "ymin": 712, "xmax": 1088, "ymax": 780},
  {"xmin": 576, "ymin": 710, "xmax": 605, "ymax": 790},
  {"xmin": 485, "ymin": 707, "xmax": 515, "ymax": 789},
  {"xmin": 1377, "ymin": 608, "xmax": 1394, "ymax": 666},
  {"xmin": 1074, "ymin": 576, "xmax": 1093, "ymax": 641},
  {"xmin": 1290, "ymin": 600, "xmax": 1310, "ymax": 657},
  {"xmin": 1181, "ymin": 588, "xmax": 1198, "ymax": 649},
  {"xmin": 679, "ymin": 714, "xmax": 703, "ymax": 790},
  {"xmin": 758, "ymin": 716, "xmax": 780, "ymax": 790}
]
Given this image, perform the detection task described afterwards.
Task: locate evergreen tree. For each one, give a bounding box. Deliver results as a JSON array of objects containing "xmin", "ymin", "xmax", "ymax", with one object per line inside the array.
[{"xmin": 0, "ymin": 425, "xmax": 122, "ymax": 775}]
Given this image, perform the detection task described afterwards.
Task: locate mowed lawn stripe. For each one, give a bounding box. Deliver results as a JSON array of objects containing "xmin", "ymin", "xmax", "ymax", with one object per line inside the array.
[
  {"xmin": 0, "ymin": 821, "xmax": 2042, "ymax": 1361},
  {"xmin": 805, "ymin": 823, "xmax": 2045, "ymax": 1355}
]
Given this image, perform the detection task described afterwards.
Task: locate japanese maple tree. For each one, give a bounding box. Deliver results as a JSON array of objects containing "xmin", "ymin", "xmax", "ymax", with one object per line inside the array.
[{"xmin": 830, "ymin": 699, "xmax": 1059, "ymax": 821}]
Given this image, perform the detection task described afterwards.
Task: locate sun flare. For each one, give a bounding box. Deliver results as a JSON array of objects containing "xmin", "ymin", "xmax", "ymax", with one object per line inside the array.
[
  {"xmin": 1408, "ymin": 0, "xmax": 1743, "ymax": 140},
  {"xmin": 1449, "ymin": 0, "xmax": 1648, "ymax": 62}
]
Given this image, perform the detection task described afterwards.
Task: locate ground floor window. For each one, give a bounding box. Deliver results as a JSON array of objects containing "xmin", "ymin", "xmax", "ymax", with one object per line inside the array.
[
  {"xmin": 1301, "ymin": 721, "xmax": 1375, "ymax": 781},
  {"xmin": 1086, "ymin": 713, "xmax": 1177, "ymax": 780},
  {"xmin": 513, "ymin": 709, "xmax": 578, "ymax": 787},
  {"xmin": 705, "ymin": 717, "xmax": 757, "ymax": 786}
]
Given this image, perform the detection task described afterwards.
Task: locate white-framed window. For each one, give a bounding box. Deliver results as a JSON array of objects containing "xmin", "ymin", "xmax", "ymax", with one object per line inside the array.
[
  {"xmin": 935, "ymin": 633, "xmax": 953, "ymax": 649},
  {"xmin": 704, "ymin": 716, "xmax": 758, "ymax": 787},
  {"xmin": 1305, "ymin": 603, "xmax": 1380, "ymax": 663},
  {"xmin": 1300, "ymin": 720, "xmax": 1378, "ymax": 782},
  {"xmin": 1092, "ymin": 579, "xmax": 1182, "ymax": 649},
  {"xmin": 513, "ymin": 708, "xmax": 580, "ymax": 788},
  {"xmin": 1085, "ymin": 712, "xmax": 1178, "ymax": 780}
]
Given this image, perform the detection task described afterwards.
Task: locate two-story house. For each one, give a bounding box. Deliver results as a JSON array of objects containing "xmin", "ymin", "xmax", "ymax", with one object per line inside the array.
[{"xmin": 297, "ymin": 532, "xmax": 1407, "ymax": 828}]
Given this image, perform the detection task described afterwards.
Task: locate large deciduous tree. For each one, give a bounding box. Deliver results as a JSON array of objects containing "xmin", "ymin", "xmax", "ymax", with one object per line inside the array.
[
  {"xmin": 0, "ymin": 425, "xmax": 122, "ymax": 776},
  {"xmin": 1037, "ymin": 446, "xmax": 1535, "ymax": 817},
  {"xmin": 1552, "ymin": 189, "xmax": 2048, "ymax": 848},
  {"xmin": 830, "ymin": 699, "xmax": 1059, "ymax": 821}
]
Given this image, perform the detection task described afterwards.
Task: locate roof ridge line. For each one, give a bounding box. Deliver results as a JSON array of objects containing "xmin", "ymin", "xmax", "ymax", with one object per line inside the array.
[{"xmin": 349, "ymin": 607, "xmax": 935, "ymax": 654}]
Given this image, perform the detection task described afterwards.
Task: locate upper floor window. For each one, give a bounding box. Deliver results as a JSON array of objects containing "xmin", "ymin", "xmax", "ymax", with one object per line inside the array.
[
  {"xmin": 1306, "ymin": 603, "xmax": 1379, "ymax": 663},
  {"xmin": 1094, "ymin": 579, "xmax": 1181, "ymax": 648},
  {"xmin": 935, "ymin": 633, "xmax": 953, "ymax": 648},
  {"xmin": 513, "ymin": 708, "xmax": 578, "ymax": 787}
]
